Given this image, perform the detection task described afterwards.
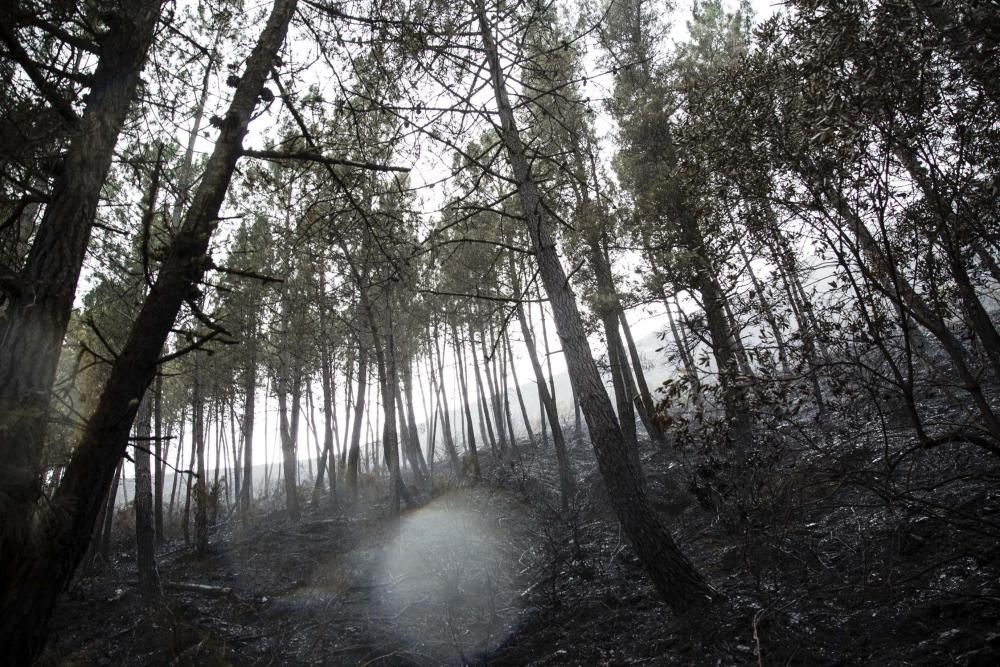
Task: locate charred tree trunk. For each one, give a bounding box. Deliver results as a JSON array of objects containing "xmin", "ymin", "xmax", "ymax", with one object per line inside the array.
[
  {"xmin": 431, "ymin": 322, "xmax": 461, "ymax": 474},
  {"xmin": 0, "ymin": 3, "xmax": 297, "ymax": 658},
  {"xmin": 504, "ymin": 329, "xmax": 537, "ymax": 447},
  {"xmin": 240, "ymin": 334, "xmax": 257, "ymax": 516},
  {"xmin": 193, "ymin": 358, "xmax": 208, "ymax": 556},
  {"xmin": 0, "ymin": 1, "xmax": 166, "ymax": 522},
  {"xmin": 402, "ymin": 358, "xmax": 430, "ymax": 480},
  {"xmin": 133, "ymin": 394, "xmax": 161, "ymax": 599},
  {"xmin": 453, "ymin": 323, "xmax": 481, "ymax": 477},
  {"xmin": 515, "ymin": 299, "xmax": 575, "ymax": 508},
  {"xmin": 153, "ymin": 374, "xmax": 165, "ymax": 544},
  {"xmin": 469, "ymin": 323, "xmax": 500, "ymax": 454},
  {"xmin": 476, "ymin": 0, "xmax": 717, "ymax": 610},
  {"xmin": 313, "ymin": 331, "xmax": 337, "ymax": 506},
  {"xmin": 618, "ymin": 309, "xmax": 667, "ymax": 444},
  {"xmin": 347, "ymin": 346, "xmax": 369, "ymax": 499},
  {"xmin": 479, "ymin": 325, "xmax": 509, "ymax": 452}
]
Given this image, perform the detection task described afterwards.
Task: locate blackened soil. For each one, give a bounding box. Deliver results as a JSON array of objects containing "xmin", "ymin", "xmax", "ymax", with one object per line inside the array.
[{"xmin": 45, "ymin": 434, "xmax": 1000, "ymax": 666}]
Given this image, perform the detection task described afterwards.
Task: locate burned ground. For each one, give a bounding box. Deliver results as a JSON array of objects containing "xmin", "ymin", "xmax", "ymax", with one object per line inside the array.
[{"xmin": 45, "ymin": 417, "xmax": 1000, "ymax": 666}]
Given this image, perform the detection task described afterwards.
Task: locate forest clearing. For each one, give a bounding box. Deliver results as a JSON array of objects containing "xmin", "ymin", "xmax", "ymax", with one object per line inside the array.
[{"xmin": 2, "ymin": 0, "xmax": 999, "ymax": 663}]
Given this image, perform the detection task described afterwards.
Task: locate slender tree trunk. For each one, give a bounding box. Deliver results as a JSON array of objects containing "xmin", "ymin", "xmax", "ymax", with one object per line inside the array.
[
  {"xmin": 469, "ymin": 323, "xmax": 500, "ymax": 454},
  {"xmin": 588, "ymin": 242, "xmax": 640, "ymax": 455},
  {"xmin": 479, "ymin": 325, "xmax": 509, "ymax": 452},
  {"xmin": 432, "ymin": 322, "xmax": 461, "ymax": 473},
  {"xmin": 133, "ymin": 394, "xmax": 161, "ymax": 599},
  {"xmin": 0, "ymin": 3, "xmax": 297, "ymax": 658},
  {"xmin": 515, "ymin": 300, "xmax": 575, "ymax": 508},
  {"xmin": 537, "ymin": 297, "xmax": 559, "ymax": 430},
  {"xmin": 97, "ymin": 461, "xmax": 123, "ymax": 570},
  {"xmin": 153, "ymin": 374, "xmax": 165, "ymax": 544},
  {"xmin": 453, "ymin": 323, "xmax": 481, "ymax": 477},
  {"xmin": 348, "ymin": 347, "xmax": 369, "ymax": 498},
  {"xmin": 313, "ymin": 333, "xmax": 337, "ymax": 506},
  {"xmin": 504, "ymin": 329, "xmax": 537, "ymax": 447},
  {"xmin": 212, "ymin": 402, "xmax": 222, "ymax": 524},
  {"xmin": 402, "ymin": 358, "xmax": 430, "ymax": 479},
  {"xmin": 477, "ymin": 0, "xmax": 717, "ymax": 610},
  {"xmin": 0, "ymin": 1, "xmax": 166, "ymax": 524},
  {"xmin": 693, "ymin": 243, "xmax": 755, "ymax": 452},
  {"xmin": 618, "ymin": 309, "xmax": 667, "ymax": 444},
  {"xmin": 168, "ymin": 409, "xmax": 186, "ymax": 521},
  {"xmin": 498, "ymin": 326, "xmax": 520, "ymax": 453},
  {"xmin": 341, "ymin": 348, "xmax": 355, "ymax": 469},
  {"xmin": 371, "ymin": 319, "xmax": 403, "ymax": 516},
  {"xmin": 241, "ymin": 335, "xmax": 257, "ymax": 516},
  {"xmin": 193, "ymin": 358, "xmax": 208, "ymax": 556},
  {"xmin": 277, "ymin": 373, "xmax": 302, "ymax": 521}
]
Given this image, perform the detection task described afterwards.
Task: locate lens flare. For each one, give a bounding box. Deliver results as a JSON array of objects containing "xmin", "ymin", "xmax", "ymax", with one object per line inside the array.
[{"xmin": 377, "ymin": 491, "xmax": 526, "ymax": 664}]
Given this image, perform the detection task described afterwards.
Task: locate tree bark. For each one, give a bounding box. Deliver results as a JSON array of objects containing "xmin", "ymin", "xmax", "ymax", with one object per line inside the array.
[
  {"xmin": 0, "ymin": 2, "xmax": 298, "ymax": 658},
  {"xmin": 153, "ymin": 374, "xmax": 165, "ymax": 544},
  {"xmin": 515, "ymin": 300, "xmax": 575, "ymax": 508},
  {"xmin": 504, "ymin": 329, "xmax": 537, "ymax": 447},
  {"xmin": 453, "ymin": 322, "xmax": 481, "ymax": 477},
  {"xmin": 240, "ymin": 334, "xmax": 257, "ymax": 516},
  {"xmin": 476, "ymin": 0, "xmax": 717, "ymax": 610},
  {"xmin": 431, "ymin": 322, "xmax": 461, "ymax": 474},
  {"xmin": 193, "ymin": 358, "xmax": 208, "ymax": 556},
  {"xmin": 469, "ymin": 322, "xmax": 500, "ymax": 454},
  {"xmin": 347, "ymin": 346, "xmax": 369, "ymax": 498},
  {"xmin": 0, "ymin": 2, "xmax": 166, "ymax": 581},
  {"xmin": 133, "ymin": 394, "xmax": 161, "ymax": 599}
]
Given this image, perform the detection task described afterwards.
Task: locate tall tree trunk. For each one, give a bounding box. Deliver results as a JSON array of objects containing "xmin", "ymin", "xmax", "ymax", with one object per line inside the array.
[
  {"xmin": 241, "ymin": 334, "xmax": 257, "ymax": 516},
  {"xmin": 469, "ymin": 323, "xmax": 500, "ymax": 454},
  {"xmin": 212, "ymin": 402, "xmax": 223, "ymax": 524},
  {"xmin": 371, "ymin": 319, "xmax": 403, "ymax": 516},
  {"xmin": 588, "ymin": 242, "xmax": 639, "ymax": 456},
  {"xmin": 453, "ymin": 322, "xmax": 481, "ymax": 477},
  {"xmin": 479, "ymin": 325, "xmax": 509, "ymax": 452},
  {"xmin": 193, "ymin": 358, "xmax": 208, "ymax": 556},
  {"xmin": 347, "ymin": 347, "xmax": 368, "ymax": 498},
  {"xmin": 498, "ymin": 325, "xmax": 520, "ymax": 454},
  {"xmin": 402, "ymin": 357, "xmax": 430, "ymax": 479},
  {"xmin": 537, "ymin": 297, "xmax": 559, "ymax": 431},
  {"xmin": 153, "ymin": 373, "xmax": 165, "ymax": 544},
  {"xmin": 0, "ymin": 1, "xmax": 165, "ymax": 522},
  {"xmin": 515, "ymin": 300, "xmax": 575, "ymax": 508},
  {"xmin": 341, "ymin": 348, "xmax": 355, "ymax": 469},
  {"xmin": 618, "ymin": 309, "xmax": 667, "ymax": 444},
  {"xmin": 476, "ymin": 0, "xmax": 717, "ymax": 610},
  {"xmin": 277, "ymin": 375, "xmax": 302, "ymax": 521},
  {"xmin": 168, "ymin": 409, "xmax": 187, "ymax": 521},
  {"xmin": 313, "ymin": 334, "xmax": 337, "ymax": 506},
  {"xmin": 0, "ymin": 3, "xmax": 297, "ymax": 659},
  {"xmin": 431, "ymin": 323, "xmax": 461, "ymax": 474},
  {"xmin": 692, "ymin": 240, "xmax": 754, "ymax": 452},
  {"xmin": 133, "ymin": 394, "xmax": 161, "ymax": 599},
  {"xmin": 504, "ymin": 329, "xmax": 537, "ymax": 447}
]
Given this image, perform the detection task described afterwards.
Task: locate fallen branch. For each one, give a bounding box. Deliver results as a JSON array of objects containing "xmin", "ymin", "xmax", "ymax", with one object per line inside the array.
[{"xmin": 126, "ymin": 579, "xmax": 233, "ymax": 597}]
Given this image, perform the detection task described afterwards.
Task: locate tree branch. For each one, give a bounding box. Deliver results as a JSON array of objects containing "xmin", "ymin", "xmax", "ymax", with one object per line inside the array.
[{"xmin": 241, "ymin": 148, "xmax": 410, "ymax": 173}]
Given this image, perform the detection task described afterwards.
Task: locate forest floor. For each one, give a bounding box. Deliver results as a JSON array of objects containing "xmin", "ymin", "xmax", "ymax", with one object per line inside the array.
[{"xmin": 46, "ymin": 427, "xmax": 1000, "ymax": 666}]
